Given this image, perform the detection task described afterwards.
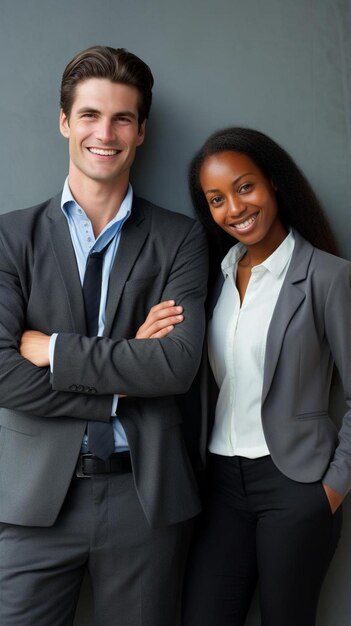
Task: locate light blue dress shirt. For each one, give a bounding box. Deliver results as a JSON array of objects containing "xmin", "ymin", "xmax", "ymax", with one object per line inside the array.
[{"xmin": 50, "ymin": 178, "xmax": 132, "ymax": 451}]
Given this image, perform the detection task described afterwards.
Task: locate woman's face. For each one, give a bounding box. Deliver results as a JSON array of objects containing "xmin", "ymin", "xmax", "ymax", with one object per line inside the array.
[{"xmin": 199, "ymin": 150, "xmax": 287, "ymax": 250}]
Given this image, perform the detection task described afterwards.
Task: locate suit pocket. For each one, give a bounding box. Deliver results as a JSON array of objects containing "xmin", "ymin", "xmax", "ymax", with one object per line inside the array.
[
  {"xmin": 0, "ymin": 409, "xmax": 38, "ymax": 435},
  {"xmin": 295, "ymin": 411, "xmax": 329, "ymax": 421},
  {"xmin": 123, "ymin": 275, "xmax": 158, "ymax": 294},
  {"xmin": 0, "ymin": 426, "xmax": 36, "ymax": 467}
]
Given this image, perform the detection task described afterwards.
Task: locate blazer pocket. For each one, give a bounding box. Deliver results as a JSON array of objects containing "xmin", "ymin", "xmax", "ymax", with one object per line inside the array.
[
  {"xmin": 317, "ymin": 481, "xmax": 333, "ymax": 515},
  {"xmin": 295, "ymin": 411, "xmax": 329, "ymax": 421},
  {"xmin": 123, "ymin": 275, "xmax": 158, "ymax": 294},
  {"xmin": 0, "ymin": 410, "xmax": 38, "ymax": 436}
]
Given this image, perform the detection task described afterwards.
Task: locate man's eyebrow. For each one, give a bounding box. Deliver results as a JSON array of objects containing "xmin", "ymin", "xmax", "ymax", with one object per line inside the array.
[
  {"xmin": 76, "ymin": 107, "xmax": 100, "ymax": 114},
  {"xmin": 75, "ymin": 107, "xmax": 137, "ymax": 120}
]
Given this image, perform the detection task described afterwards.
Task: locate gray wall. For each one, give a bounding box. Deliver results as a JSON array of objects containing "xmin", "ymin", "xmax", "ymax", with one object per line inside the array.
[{"xmin": 1, "ymin": 0, "xmax": 350, "ymax": 624}]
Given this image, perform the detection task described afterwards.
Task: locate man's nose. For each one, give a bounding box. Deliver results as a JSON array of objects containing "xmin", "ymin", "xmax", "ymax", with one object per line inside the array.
[{"xmin": 96, "ymin": 120, "xmax": 115, "ymax": 143}]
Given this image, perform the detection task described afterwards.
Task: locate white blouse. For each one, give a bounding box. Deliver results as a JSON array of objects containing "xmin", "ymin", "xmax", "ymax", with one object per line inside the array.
[{"xmin": 208, "ymin": 231, "xmax": 295, "ymax": 458}]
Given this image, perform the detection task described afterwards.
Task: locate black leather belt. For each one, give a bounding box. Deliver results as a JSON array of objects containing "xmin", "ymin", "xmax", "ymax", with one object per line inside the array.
[{"xmin": 76, "ymin": 452, "xmax": 132, "ymax": 477}]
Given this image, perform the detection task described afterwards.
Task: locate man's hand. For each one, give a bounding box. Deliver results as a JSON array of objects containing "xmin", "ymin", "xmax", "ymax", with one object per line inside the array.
[
  {"xmin": 322, "ymin": 483, "xmax": 344, "ymax": 514},
  {"xmin": 19, "ymin": 330, "xmax": 50, "ymax": 367},
  {"xmin": 135, "ymin": 300, "xmax": 184, "ymax": 339}
]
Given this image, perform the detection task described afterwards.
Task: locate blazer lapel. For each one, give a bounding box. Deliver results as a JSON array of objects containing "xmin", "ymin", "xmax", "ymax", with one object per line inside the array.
[
  {"xmin": 261, "ymin": 232, "xmax": 314, "ymax": 405},
  {"xmin": 47, "ymin": 195, "xmax": 87, "ymax": 333},
  {"xmin": 103, "ymin": 198, "xmax": 149, "ymax": 337}
]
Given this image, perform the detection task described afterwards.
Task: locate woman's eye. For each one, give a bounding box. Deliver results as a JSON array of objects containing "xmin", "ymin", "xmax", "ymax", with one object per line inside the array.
[
  {"xmin": 239, "ymin": 183, "xmax": 252, "ymax": 193},
  {"xmin": 210, "ymin": 196, "xmax": 223, "ymax": 206}
]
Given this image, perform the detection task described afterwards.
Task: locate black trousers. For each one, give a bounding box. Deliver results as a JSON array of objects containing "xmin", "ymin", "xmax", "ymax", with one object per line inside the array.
[
  {"xmin": 0, "ymin": 473, "xmax": 192, "ymax": 626},
  {"xmin": 182, "ymin": 454, "xmax": 342, "ymax": 626}
]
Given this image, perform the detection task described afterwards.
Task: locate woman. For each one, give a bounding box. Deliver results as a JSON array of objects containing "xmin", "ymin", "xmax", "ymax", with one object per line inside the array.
[{"xmin": 181, "ymin": 127, "xmax": 351, "ymax": 626}]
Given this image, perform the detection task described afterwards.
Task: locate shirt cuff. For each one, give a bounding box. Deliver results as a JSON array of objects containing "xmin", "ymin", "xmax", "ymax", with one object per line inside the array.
[
  {"xmin": 112, "ymin": 394, "xmax": 119, "ymax": 416},
  {"xmin": 49, "ymin": 333, "xmax": 58, "ymax": 373}
]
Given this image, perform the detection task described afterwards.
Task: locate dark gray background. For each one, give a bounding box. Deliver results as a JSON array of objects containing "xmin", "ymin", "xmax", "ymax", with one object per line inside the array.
[{"xmin": 1, "ymin": 1, "xmax": 350, "ymax": 625}]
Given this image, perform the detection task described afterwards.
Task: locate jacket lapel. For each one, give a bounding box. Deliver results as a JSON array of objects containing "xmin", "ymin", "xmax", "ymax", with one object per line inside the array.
[
  {"xmin": 261, "ymin": 232, "xmax": 314, "ymax": 404},
  {"xmin": 103, "ymin": 198, "xmax": 149, "ymax": 337},
  {"xmin": 47, "ymin": 194, "xmax": 87, "ymax": 333}
]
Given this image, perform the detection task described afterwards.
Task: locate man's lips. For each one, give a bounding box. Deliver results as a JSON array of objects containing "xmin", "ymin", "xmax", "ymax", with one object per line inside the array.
[{"xmin": 87, "ymin": 147, "xmax": 122, "ymax": 156}]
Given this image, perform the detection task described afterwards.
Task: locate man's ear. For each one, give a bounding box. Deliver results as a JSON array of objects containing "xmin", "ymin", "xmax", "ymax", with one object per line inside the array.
[
  {"xmin": 59, "ymin": 109, "xmax": 70, "ymax": 139},
  {"xmin": 136, "ymin": 121, "xmax": 146, "ymax": 147}
]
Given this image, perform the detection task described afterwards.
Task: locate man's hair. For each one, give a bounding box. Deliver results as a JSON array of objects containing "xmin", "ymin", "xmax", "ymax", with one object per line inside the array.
[{"xmin": 60, "ymin": 45, "xmax": 154, "ymax": 124}]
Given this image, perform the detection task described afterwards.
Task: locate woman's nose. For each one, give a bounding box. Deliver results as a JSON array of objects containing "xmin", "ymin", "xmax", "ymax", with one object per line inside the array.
[{"xmin": 227, "ymin": 197, "xmax": 246, "ymax": 216}]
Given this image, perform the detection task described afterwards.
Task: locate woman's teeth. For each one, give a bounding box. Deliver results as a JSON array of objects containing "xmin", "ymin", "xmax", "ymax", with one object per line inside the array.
[{"xmin": 234, "ymin": 214, "xmax": 257, "ymax": 230}]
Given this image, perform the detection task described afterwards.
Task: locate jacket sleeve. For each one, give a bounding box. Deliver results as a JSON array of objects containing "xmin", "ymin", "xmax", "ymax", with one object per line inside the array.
[
  {"xmin": 0, "ymin": 229, "xmax": 112, "ymax": 421},
  {"xmin": 52, "ymin": 219, "xmax": 208, "ymax": 397},
  {"xmin": 322, "ymin": 261, "xmax": 351, "ymax": 496}
]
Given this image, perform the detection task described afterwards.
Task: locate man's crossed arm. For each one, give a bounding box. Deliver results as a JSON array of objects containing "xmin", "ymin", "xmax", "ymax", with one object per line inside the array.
[{"xmin": 20, "ymin": 301, "xmax": 183, "ymax": 367}]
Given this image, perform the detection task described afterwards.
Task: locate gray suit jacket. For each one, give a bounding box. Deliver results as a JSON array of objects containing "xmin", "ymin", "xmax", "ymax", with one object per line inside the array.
[
  {"xmin": 203, "ymin": 231, "xmax": 351, "ymax": 497},
  {"xmin": 0, "ymin": 194, "xmax": 208, "ymax": 528}
]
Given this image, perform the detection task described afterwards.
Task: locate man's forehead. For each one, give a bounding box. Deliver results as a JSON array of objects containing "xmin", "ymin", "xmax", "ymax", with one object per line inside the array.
[{"xmin": 71, "ymin": 78, "xmax": 139, "ymax": 110}]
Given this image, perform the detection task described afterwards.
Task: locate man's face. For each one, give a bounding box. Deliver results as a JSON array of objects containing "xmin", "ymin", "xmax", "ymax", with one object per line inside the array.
[{"xmin": 60, "ymin": 78, "xmax": 145, "ymax": 188}]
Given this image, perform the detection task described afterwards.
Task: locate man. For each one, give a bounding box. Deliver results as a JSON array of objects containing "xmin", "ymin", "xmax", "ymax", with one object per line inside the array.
[{"xmin": 0, "ymin": 45, "xmax": 207, "ymax": 625}]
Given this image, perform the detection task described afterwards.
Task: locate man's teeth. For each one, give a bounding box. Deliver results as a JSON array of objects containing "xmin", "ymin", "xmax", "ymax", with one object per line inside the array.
[
  {"xmin": 89, "ymin": 148, "xmax": 119, "ymax": 156},
  {"xmin": 234, "ymin": 215, "xmax": 257, "ymax": 230}
]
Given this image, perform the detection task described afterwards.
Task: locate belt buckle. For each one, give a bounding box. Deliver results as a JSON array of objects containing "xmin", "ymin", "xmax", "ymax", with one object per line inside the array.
[{"xmin": 76, "ymin": 454, "xmax": 92, "ymax": 478}]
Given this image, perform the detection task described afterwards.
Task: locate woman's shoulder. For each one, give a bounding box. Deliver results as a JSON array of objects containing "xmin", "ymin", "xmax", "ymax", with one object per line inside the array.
[
  {"xmin": 310, "ymin": 246, "xmax": 350, "ymax": 276},
  {"xmin": 294, "ymin": 230, "xmax": 350, "ymax": 272}
]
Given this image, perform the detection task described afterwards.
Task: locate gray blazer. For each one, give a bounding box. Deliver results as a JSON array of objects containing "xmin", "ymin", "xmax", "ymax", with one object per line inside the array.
[
  {"xmin": 0, "ymin": 194, "xmax": 208, "ymax": 528},
  {"xmin": 203, "ymin": 231, "xmax": 351, "ymax": 497}
]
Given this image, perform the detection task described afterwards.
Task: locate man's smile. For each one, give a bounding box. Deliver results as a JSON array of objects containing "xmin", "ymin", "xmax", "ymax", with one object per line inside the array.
[{"xmin": 87, "ymin": 147, "xmax": 122, "ymax": 156}]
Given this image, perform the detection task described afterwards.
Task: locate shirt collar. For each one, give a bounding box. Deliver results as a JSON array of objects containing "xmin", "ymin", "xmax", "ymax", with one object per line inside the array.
[
  {"xmin": 263, "ymin": 229, "xmax": 295, "ymax": 277},
  {"xmin": 60, "ymin": 177, "xmax": 133, "ymax": 228},
  {"xmin": 221, "ymin": 229, "xmax": 295, "ymax": 279}
]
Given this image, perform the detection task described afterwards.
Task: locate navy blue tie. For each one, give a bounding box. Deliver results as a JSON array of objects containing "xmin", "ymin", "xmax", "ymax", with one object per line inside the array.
[{"xmin": 83, "ymin": 240, "xmax": 115, "ymax": 460}]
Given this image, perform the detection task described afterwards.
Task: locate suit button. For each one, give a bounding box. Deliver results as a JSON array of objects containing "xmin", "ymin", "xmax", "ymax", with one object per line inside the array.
[
  {"xmin": 77, "ymin": 385, "xmax": 85, "ymax": 392},
  {"xmin": 69, "ymin": 384, "xmax": 78, "ymax": 391}
]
